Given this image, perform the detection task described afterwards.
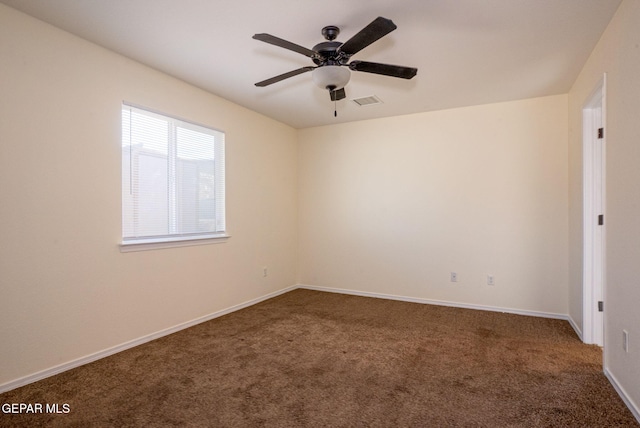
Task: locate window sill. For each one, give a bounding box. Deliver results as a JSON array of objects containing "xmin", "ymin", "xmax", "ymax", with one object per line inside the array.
[{"xmin": 120, "ymin": 234, "xmax": 230, "ymax": 252}]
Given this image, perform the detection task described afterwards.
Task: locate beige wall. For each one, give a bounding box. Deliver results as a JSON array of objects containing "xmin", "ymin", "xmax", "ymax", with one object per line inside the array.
[
  {"xmin": 568, "ymin": 0, "xmax": 640, "ymax": 412},
  {"xmin": 0, "ymin": 4, "xmax": 298, "ymax": 386},
  {"xmin": 298, "ymin": 95, "xmax": 569, "ymax": 315}
]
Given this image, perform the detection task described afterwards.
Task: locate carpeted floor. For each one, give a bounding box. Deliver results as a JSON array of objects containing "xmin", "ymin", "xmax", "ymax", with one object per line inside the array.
[{"xmin": 1, "ymin": 288, "xmax": 637, "ymax": 427}]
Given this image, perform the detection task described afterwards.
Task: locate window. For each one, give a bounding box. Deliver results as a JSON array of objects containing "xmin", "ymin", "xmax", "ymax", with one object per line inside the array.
[{"xmin": 121, "ymin": 104, "xmax": 226, "ymax": 250}]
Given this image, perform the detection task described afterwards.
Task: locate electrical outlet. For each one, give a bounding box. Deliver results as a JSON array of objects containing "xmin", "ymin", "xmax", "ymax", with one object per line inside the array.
[
  {"xmin": 623, "ymin": 330, "xmax": 629, "ymax": 352},
  {"xmin": 487, "ymin": 275, "xmax": 495, "ymax": 286},
  {"xmin": 263, "ymin": 267, "xmax": 268, "ymax": 277},
  {"xmin": 450, "ymin": 272, "xmax": 458, "ymax": 282}
]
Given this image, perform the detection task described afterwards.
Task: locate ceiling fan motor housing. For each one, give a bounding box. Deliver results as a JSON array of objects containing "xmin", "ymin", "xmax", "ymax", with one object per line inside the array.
[{"xmin": 312, "ymin": 41, "xmax": 348, "ymax": 66}]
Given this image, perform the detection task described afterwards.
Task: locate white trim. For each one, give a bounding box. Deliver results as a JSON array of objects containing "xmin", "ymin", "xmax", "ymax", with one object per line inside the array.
[
  {"xmin": 605, "ymin": 368, "xmax": 640, "ymax": 424},
  {"xmin": 298, "ymin": 284, "xmax": 569, "ymax": 320},
  {"xmin": 582, "ymin": 73, "xmax": 607, "ymax": 346},
  {"xmin": 567, "ymin": 315, "xmax": 583, "ymax": 341},
  {"xmin": 0, "ymin": 285, "xmax": 297, "ymax": 394},
  {"xmin": 120, "ymin": 234, "xmax": 230, "ymax": 252}
]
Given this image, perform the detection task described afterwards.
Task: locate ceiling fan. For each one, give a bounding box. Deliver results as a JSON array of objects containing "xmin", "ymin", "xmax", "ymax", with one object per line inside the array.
[{"xmin": 253, "ymin": 17, "xmax": 418, "ymax": 102}]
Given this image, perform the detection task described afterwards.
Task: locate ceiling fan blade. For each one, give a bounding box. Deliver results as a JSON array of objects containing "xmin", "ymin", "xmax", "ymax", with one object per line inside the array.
[
  {"xmin": 253, "ymin": 33, "xmax": 318, "ymax": 58},
  {"xmin": 338, "ymin": 17, "xmax": 397, "ymax": 56},
  {"xmin": 330, "ymin": 87, "xmax": 346, "ymax": 101},
  {"xmin": 349, "ymin": 60, "xmax": 417, "ymax": 79},
  {"xmin": 255, "ymin": 66, "xmax": 316, "ymax": 87}
]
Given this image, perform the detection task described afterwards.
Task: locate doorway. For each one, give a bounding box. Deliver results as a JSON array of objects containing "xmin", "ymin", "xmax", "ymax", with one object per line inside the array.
[{"xmin": 582, "ymin": 74, "xmax": 606, "ymax": 346}]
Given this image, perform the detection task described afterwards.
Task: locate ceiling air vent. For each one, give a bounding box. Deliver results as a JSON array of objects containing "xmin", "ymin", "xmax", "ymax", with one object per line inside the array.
[{"xmin": 351, "ymin": 95, "xmax": 383, "ymax": 107}]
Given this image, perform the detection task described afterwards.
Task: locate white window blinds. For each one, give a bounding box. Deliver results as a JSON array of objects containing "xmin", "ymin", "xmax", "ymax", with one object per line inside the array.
[{"xmin": 121, "ymin": 104, "xmax": 225, "ymax": 244}]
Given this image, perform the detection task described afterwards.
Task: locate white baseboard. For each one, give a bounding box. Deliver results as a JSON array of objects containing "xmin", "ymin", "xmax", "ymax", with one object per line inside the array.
[
  {"xmin": 0, "ymin": 285, "xmax": 297, "ymax": 394},
  {"xmin": 298, "ymin": 284, "xmax": 569, "ymax": 320},
  {"xmin": 605, "ymin": 367, "xmax": 640, "ymax": 424},
  {"xmin": 567, "ymin": 315, "xmax": 583, "ymax": 341}
]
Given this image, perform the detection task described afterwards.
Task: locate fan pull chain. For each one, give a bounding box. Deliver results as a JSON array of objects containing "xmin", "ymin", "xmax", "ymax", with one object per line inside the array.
[{"xmin": 334, "ymin": 97, "xmax": 337, "ymax": 117}]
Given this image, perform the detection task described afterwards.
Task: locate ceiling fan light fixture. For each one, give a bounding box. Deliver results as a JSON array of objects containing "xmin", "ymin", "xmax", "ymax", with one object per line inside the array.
[{"xmin": 312, "ymin": 65, "xmax": 350, "ymax": 90}]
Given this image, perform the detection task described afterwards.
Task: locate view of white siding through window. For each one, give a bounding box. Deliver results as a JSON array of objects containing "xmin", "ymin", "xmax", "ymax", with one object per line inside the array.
[{"xmin": 121, "ymin": 104, "xmax": 225, "ymax": 243}]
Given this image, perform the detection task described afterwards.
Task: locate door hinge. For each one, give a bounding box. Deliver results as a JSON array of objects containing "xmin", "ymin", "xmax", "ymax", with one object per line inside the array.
[
  {"xmin": 598, "ymin": 301, "xmax": 603, "ymax": 312},
  {"xmin": 598, "ymin": 214, "xmax": 604, "ymax": 226},
  {"xmin": 598, "ymin": 128, "xmax": 604, "ymax": 139}
]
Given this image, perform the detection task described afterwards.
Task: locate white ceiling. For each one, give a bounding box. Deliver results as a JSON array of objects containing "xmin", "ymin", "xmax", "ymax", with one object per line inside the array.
[{"xmin": 2, "ymin": 0, "xmax": 621, "ymax": 129}]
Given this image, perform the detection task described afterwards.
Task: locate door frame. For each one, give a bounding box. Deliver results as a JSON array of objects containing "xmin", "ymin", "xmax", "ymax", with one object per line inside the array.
[{"xmin": 582, "ymin": 74, "xmax": 606, "ymax": 346}]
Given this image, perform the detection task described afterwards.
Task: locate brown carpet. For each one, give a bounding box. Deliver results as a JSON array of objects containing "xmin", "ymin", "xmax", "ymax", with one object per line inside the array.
[{"xmin": 1, "ymin": 289, "xmax": 637, "ymax": 427}]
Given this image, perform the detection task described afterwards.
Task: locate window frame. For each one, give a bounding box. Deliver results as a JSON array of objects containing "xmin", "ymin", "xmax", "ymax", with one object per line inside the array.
[{"xmin": 120, "ymin": 102, "xmax": 228, "ymax": 252}]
